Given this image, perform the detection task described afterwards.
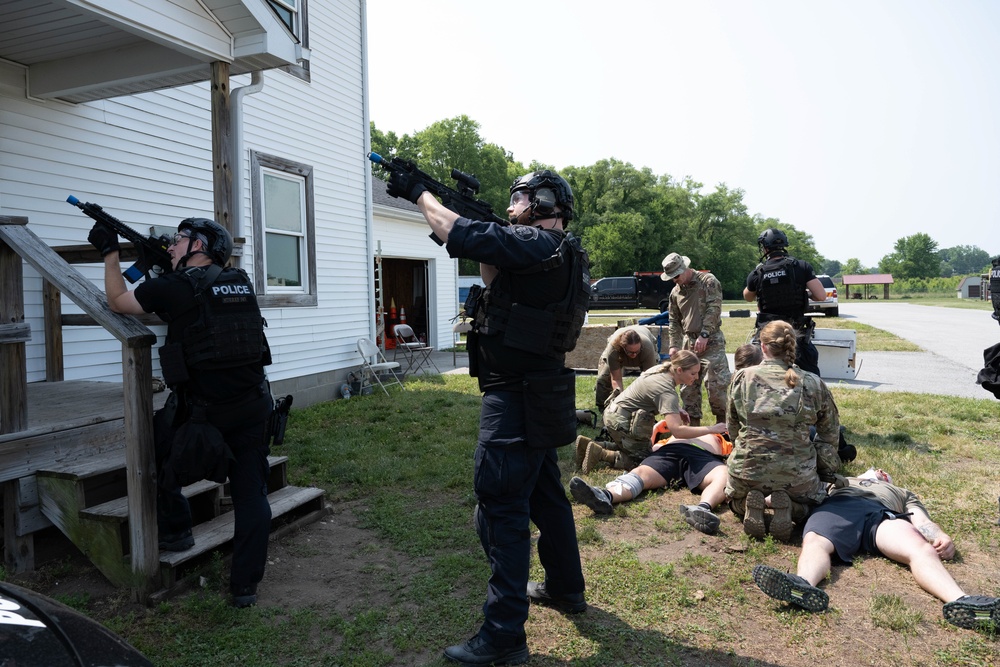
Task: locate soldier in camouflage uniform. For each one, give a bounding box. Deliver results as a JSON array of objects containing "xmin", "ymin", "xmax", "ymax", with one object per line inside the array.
[
  {"xmin": 594, "ymin": 325, "xmax": 660, "ymax": 411},
  {"xmin": 662, "ymin": 253, "xmax": 732, "ymax": 425},
  {"xmin": 726, "ymin": 320, "xmax": 841, "ymax": 541},
  {"xmin": 581, "ymin": 350, "xmax": 728, "ymax": 472}
]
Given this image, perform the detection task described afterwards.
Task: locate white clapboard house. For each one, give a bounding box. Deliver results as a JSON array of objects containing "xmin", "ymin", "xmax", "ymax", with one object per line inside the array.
[{"xmin": 0, "ymin": 0, "xmax": 458, "ymax": 596}]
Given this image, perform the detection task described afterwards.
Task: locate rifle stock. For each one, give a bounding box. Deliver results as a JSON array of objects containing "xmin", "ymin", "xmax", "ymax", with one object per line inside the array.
[
  {"xmin": 367, "ymin": 152, "xmax": 508, "ymax": 244},
  {"xmin": 67, "ymin": 195, "xmax": 173, "ymax": 283}
]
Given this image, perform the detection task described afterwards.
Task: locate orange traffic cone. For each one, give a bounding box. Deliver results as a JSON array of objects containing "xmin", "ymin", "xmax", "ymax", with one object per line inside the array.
[{"xmin": 400, "ymin": 307, "xmax": 407, "ymax": 324}]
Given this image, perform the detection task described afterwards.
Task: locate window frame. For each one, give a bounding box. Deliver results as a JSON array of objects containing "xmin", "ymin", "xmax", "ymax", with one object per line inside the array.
[{"xmin": 250, "ymin": 151, "xmax": 317, "ymax": 307}]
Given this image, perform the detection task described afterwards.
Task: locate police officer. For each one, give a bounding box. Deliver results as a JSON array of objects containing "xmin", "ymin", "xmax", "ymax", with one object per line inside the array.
[
  {"xmin": 743, "ymin": 228, "xmax": 827, "ymax": 375},
  {"xmin": 89, "ymin": 217, "xmax": 273, "ymax": 609},
  {"xmin": 387, "ymin": 168, "xmax": 589, "ymax": 666}
]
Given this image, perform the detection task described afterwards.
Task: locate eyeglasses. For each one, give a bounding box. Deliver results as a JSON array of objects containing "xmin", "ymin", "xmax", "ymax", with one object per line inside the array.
[
  {"xmin": 625, "ymin": 346, "xmax": 641, "ymax": 358},
  {"xmin": 509, "ymin": 190, "xmax": 531, "ymax": 207},
  {"xmin": 169, "ymin": 233, "xmax": 192, "ymax": 246}
]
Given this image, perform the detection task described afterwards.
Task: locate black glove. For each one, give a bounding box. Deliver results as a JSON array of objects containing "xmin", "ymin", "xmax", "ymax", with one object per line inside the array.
[
  {"xmin": 88, "ymin": 222, "xmax": 120, "ymax": 257},
  {"xmin": 386, "ymin": 170, "xmax": 428, "ymax": 205}
]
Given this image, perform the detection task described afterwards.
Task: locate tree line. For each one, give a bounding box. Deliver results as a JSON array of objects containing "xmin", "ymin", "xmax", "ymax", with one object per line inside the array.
[{"xmin": 371, "ymin": 116, "xmax": 994, "ymax": 297}]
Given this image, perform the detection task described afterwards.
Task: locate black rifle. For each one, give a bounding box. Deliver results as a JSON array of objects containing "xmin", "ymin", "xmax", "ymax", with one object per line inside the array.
[
  {"xmin": 67, "ymin": 195, "xmax": 173, "ymax": 283},
  {"xmin": 367, "ymin": 152, "xmax": 507, "ymax": 243}
]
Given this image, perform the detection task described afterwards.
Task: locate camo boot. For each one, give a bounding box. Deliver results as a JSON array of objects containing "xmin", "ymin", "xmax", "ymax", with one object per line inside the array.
[
  {"xmin": 743, "ymin": 489, "xmax": 767, "ymax": 539},
  {"xmin": 769, "ymin": 490, "xmax": 793, "ymax": 542},
  {"xmin": 574, "ymin": 435, "xmax": 592, "ymax": 470},
  {"xmin": 581, "ymin": 442, "xmax": 620, "ymax": 474}
]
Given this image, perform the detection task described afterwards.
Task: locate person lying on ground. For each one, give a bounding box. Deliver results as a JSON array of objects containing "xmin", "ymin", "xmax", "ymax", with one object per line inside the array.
[
  {"xmin": 752, "ymin": 469, "xmax": 1000, "ymax": 631},
  {"xmin": 568, "ymin": 431, "xmax": 733, "ymax": 534}
]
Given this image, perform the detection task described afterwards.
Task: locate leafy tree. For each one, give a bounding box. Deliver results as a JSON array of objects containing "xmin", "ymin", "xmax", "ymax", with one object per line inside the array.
[
  {"xmin": 822, "ymin": 259, "xmax": 842, "ymax": 277},
  {"xmin": 878, "ymin": 233, "xmax": 940, "ymax": 279},
  {"xmin": 938, "ymin": 245, "xmax": 991, "ymax": 276},
  {"xmin": 840, "ymin": 258, "xmax": 867, "ymax": 275}
]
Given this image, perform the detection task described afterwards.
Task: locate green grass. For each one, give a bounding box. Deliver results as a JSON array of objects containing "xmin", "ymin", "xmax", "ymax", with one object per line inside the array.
[{"xmin": 14, "ymin": 348, "xmax": 1000, "ymax": 666}]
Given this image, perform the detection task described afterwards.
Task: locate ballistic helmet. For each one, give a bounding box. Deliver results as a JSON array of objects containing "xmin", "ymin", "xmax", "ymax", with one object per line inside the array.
[
  {"xmin": 510, "ymin": 170, "xmax": 574, "ymax": 223},
  {"xmin": 178, "ymin": 217, "xmax": 233, "ymax": 264},
  {"xmin": 758, "ymin": 228, "xmax": 789, "ymax": 254}
]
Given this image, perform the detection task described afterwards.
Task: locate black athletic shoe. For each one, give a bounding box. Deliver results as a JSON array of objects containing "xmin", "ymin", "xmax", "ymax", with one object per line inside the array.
[
  {"xmin": 943, "ymin": 595, "xmax": 1000, "ymax": 630},
  {"xmin": 443, "ymin": 635, "xmax": 529, "ymax": 666},
  {"xmin": 569, "ymin": 476, "xmax": 613, "ymax": 515},
  {"xmin": 680, "ymin": 504, "xmax": 720, "ymax": 535},
  {"xmin": 752, "ymin": 564, "xmax": 829, "ymax": 612},
  {"xmin": 526, "ymin": 581, "xmax": 587, "ymax": 614}
]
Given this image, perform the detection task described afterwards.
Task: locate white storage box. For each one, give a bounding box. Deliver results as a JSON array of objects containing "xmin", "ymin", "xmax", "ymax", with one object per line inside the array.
[{"xmin": 813, "ymin": 328, "xmax": 857, "ymax": 380}]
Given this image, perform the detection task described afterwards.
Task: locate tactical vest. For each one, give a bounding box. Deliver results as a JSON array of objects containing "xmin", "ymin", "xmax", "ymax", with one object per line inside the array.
[
  {"xmin": 473, "ymin": 231, "xmax": 590, "ymax": 358},
  {"xmin": 991, "ymin": 256, "xmax": 1000, "ymax": 323},
  {"xmin": 754, "ymin": 255, "xmax": 807, "ymax": 323},
  {"xmin": 177, "ymin": 265, "xmax": 267, "ymax": 371}
]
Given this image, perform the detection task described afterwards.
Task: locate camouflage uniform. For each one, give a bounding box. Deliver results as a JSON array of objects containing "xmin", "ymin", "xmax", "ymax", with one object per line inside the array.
[
  {"xmin": 668, "ymin": 270, "xmax": 731, "ymax": 421},
  {"xmin": 603, "ymin": 365, "xmax": 681, "ymax": 468},
  {"xmin": 595, "ymin": 325, "xmax": 660, "ymax": 409},
  {"xmin": 725, "ymin": 359, "xmax": 840, "ymax": 522}
]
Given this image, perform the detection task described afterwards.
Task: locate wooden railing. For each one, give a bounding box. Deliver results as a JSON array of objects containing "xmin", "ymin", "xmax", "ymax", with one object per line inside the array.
[{"xmin": 0, "ymin": 215, "xmax": 159, "ymax": 598}]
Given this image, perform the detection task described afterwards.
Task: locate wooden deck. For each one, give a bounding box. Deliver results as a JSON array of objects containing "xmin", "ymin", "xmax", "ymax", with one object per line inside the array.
[{"xmin": 24, "ymin": 380, "xmax": 169, "ymax": 431}]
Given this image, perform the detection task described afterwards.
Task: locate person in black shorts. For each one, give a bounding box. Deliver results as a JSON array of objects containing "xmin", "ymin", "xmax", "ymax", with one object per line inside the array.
[
  {"xmin": 752, "ymin": 469, "xmax": 1000, "ymax": 631},
  {"xmin": 568, "ymin": 432, "xmax": 732, "ymax": 534}
]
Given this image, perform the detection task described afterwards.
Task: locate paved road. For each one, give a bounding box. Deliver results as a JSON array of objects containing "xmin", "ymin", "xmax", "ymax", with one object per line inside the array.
[{"xmin": 825, "ymin": 302, "xmax": 999, "ymax": 400}]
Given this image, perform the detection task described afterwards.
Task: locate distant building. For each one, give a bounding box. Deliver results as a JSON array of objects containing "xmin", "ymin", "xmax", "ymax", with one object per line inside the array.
[{"xmin": 956, "ymin": 275, "xmax": 981, "ymax": 299}]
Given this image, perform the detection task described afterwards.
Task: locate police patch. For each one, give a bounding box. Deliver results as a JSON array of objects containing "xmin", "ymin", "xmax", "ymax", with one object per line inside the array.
[{"xmin": 510, "ymin": 225, "xmax": 539, "ymax": 241}]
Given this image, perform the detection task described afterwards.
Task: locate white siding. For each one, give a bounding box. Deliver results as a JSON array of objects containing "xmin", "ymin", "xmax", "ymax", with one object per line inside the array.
[{"xmin": 0, "ymin": 0, "xmax": 372, "ymax": 387}]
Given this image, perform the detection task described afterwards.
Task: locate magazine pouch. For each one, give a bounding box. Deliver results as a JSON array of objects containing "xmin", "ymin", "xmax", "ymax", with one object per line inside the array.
[{"xmin": 522, "ymin": 368, "xmax": 576, "ymax": 449}]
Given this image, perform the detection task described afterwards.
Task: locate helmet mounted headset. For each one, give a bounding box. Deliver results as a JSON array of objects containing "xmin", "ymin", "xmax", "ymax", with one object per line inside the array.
[
  {"xmin": 757, "ymin": 228, "xmax": 789, "ymax": 260},
  {"xmin": 509, "ymin": 170, "xmax": 574, "ymax": 226},
  {"xmin": 176, "ymin": 218, "xmax": 233, "ymax": 268}
]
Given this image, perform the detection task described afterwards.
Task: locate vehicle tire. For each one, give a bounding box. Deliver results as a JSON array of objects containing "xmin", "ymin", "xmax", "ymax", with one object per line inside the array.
[
  {"xmin": 827, "ymin": 308, "xmax": 839, "ymax": 317},
  {"xmin": 658, "ymin": 300, "xmax": 669, "ymax": 313}
]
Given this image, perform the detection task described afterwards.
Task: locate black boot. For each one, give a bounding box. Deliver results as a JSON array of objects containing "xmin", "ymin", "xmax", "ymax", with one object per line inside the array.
[{"xmin": 443, "ymin": 635, "xmax": 528, "ymax": 666}]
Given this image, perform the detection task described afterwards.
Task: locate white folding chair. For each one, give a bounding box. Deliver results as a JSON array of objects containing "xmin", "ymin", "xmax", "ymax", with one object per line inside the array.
[
  {"xmin": 356, "ymin": 337, "xmax": 405, "ymax": 395},
  {"xmin": 392, "ymin": 324, "xmax": 440, "ymax": 375}
]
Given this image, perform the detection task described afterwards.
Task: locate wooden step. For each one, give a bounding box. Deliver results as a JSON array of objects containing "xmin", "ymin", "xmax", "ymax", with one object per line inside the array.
[{"xmin": 158, "ymin": 485, "xmax": 327, "ymax": 589}]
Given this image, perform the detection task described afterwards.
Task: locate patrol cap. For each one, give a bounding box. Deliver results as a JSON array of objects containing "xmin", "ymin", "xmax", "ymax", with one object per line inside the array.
[{"xmin": 661, "ymin": 253, "xmax": 690, "ymax": 281}]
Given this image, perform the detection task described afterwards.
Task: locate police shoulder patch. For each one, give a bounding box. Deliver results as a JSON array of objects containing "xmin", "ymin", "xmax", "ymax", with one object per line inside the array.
[{"xmin": 510, "ymin": 225, "xmax": 539, "ymax": 241}]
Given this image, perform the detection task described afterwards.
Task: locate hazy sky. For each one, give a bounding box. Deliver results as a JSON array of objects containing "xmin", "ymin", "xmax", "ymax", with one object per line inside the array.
[{"xmin": 366, "ymin": 1, "xmax": 1000, "ymax": 268}]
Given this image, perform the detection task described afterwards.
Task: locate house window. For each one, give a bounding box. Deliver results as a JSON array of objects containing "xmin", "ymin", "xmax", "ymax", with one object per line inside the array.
[
  {"xmin": 251, "ymin": 151, "xmax": 317, "ymax": 307},
  {"xmin": 267, "ymin": 0, "xmax": 298, "ymax": 35}
]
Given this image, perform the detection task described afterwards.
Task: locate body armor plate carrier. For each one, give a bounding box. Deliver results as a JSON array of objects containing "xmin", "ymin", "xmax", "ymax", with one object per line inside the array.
[
  {"xmin": 179, "ymin": 265, "xmax": 267, "ymax": 370},
  {"xmin": 473, "ymin": 232, "xmax": 590, "ymax": 359},
  {"xmin": 753, "ymin": 255, "xmax": 807, "ymax": 325}
]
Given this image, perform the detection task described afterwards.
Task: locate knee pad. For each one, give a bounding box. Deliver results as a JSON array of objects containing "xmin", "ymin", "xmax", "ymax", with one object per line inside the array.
[{"xmin": 607, "ymin": 472, "xmax": 644, "ymax": 499}]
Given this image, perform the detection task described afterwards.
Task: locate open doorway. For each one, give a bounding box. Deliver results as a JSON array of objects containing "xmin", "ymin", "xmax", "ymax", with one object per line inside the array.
[{"xmin": 379, "ymin": 257, "xmax": 430, "ymax": 344}]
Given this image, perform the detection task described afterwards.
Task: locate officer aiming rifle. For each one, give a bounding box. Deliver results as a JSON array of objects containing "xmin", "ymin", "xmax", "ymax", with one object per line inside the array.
[{"xmin": 67, "ymin": 195, "xmax": 172, "ymax": 282}]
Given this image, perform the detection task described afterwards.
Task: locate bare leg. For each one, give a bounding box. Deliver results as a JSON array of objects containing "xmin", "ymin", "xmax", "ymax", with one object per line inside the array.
[
  {"xmin": 874, "ymin": 519, "xmax": 966, "ymax": 602},
  {"xmin": 695, "ymin": 465, "xmax": 729, "ymax": 509},
  {"xmin": 797, "ymin": 531, "xmax": 836, "ymax": 586}
]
